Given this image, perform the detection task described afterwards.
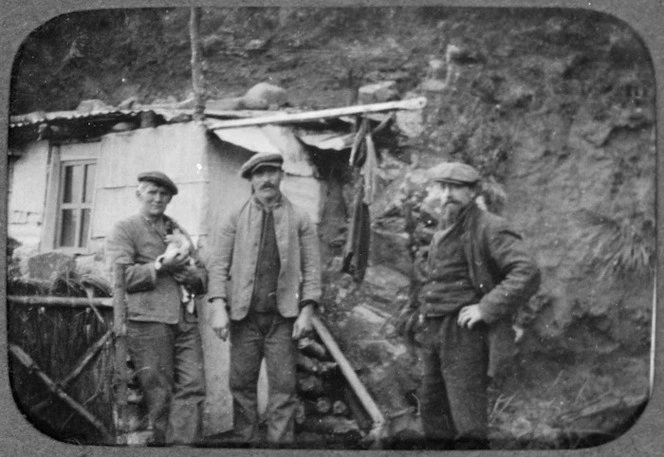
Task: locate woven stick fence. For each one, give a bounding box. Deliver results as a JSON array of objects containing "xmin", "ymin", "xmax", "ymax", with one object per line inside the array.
[{"xmin": 8, "ymin": 272, "xmax": 118, "ymax": 444}]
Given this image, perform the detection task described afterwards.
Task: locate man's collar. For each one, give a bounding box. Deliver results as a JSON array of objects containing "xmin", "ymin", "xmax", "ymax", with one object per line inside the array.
[{"xmin": 252, "ymin": 192, "xmax": 283, "ymax": 211}]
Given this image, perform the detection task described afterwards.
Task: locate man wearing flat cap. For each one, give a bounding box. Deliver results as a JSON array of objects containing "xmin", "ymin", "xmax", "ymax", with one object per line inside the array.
[
  {"xmin": 106, "ymin": 171, "xmax": 208, "ymax": 446},
  {"xmin": 397, "ymin": 162, "xmax": 540, "ymax": 450},
  {"xmin": 207, "ymin": 152, "xmax": 321, "ymax": 444}
]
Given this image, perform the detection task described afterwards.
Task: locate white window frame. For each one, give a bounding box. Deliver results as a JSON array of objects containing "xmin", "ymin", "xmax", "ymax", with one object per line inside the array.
[{"xmin": 41, "ymin": 142, "xmax": 100, "ymax": 254}]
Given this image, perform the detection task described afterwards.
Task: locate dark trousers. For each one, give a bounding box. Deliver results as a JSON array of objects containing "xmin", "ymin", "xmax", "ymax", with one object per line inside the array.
[
  {"xmin": 418, "ymin": 314, "xmax": 490, "ymax": 449},
  {"xmin": 229, "ymin": 312, "xmax": 298, "ymax": 443},
  {"xmin": 126, "ymin": 319, "xmax": 206, "ymax": 445}
]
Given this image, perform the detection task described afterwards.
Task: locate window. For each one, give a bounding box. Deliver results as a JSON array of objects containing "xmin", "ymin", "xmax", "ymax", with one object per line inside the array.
[
  {"xmin": 42, "ymin": 142, "xmax": 100, "ymax": 253},
  {"xmin": 56, "ymin": 161, "xmax": 96, "ymax": 249}
]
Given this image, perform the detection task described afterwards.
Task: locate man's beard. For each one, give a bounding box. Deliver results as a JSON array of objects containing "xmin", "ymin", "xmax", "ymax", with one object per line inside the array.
[{"xmin": 441, "ymin": 202, "xmax": 463, "ymax": 227}]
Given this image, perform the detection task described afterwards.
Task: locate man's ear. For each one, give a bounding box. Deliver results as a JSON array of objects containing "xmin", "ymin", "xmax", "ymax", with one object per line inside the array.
[{"xmin": 135, "ymin": 188, "xmax": 141, "ymax": 198}]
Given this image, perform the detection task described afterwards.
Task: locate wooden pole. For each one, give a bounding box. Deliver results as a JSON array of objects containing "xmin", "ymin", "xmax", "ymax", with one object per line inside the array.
[
  {"xmin": 112, "ymin": 263, "xmax": 130, "ymax": 441},
  {"xmin": 206, "ymin": 97, "xmax": 427, "ymax": 129},
  {"xmin": 30, "ymin": 330, "xmax": 112, "ymax": 415},
  {"xmin": 8, "ymin": 295, "xmax": 112, "ymax": 308},
  {"xmin": 190, "ymin": 7, "xmax": 205, "ymax": 121},
  {"xmin": 9, "ymin": 344, "xmax": 112, "ymax": 440}
]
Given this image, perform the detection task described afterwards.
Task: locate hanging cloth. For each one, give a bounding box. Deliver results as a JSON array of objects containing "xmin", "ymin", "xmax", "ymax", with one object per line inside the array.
[
  {"xmin": 361, "ymin": 132, "xmax": 378, "ymax": 205},
  {"xmin": 341, "ymin": 182, "xmax": 371, "ymax": 283}
]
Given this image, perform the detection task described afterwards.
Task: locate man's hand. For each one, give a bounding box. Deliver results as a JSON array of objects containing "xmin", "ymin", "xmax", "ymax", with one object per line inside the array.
[
  {"xmin": 457, "ymin": 304, "xmax": 485, "ymax": 329},
  {"xmin": 292, "ymin": 304, "xmax": 314, "ymax": 339},
  {"xmin": 157, "ymin": 253, "xmax": 190, "ymax": 273},
  {"xmin": 209, "ymin": 299, "xmax": 230, "ymax": 341},
  {"xmin": 171, "ymin": 263, "xmax": 199, "ymax": 283}
]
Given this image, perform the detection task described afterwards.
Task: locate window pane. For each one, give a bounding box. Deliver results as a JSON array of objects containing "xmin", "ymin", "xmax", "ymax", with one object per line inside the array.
[
  {"xmin": 62, "ymin": 166, "xmax": 74, "ymax": 203},
  {"xmin": 62, "ymin": 164, "xmax": 83, "ymax": 203},
  {"xmin": 83, "ymin": 164, "xmax": 96, "ymax": 203},
  {"xmin": 79, "ymin": 209, "xmax": 90, "ymax": 248},
  {"xmin": 59, "ymin": 209, "xmax": 77, "ymax": 247}
]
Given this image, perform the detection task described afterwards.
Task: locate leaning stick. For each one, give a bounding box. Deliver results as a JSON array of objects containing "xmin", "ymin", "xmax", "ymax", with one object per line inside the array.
[
  {"xmin": 9, "ymin": 343, "xmax": 112, "ymax": 440},
  {"xmin": 30, "ymin": 330, "xmax": 112, "ymax": 415},
  {"xmin": 311, "ymin": 316, "xmax": 386, "ymax": 434}
]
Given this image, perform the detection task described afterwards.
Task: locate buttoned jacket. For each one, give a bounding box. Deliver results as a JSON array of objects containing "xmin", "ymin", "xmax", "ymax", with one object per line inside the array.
[
  {"xmin": 418, "ymin": 202, "xmax": 540, "ymax": 377},
  {"xmin": 457, "ymin": 203, "xmax": 541, "ymax": 323},
  {"xmin": 207, "ymin": 194, "xmax": 321, "ymax": 320},
  {"xmin": 106, "ymin": 213, "xmax": 207, "ymax": 324}
]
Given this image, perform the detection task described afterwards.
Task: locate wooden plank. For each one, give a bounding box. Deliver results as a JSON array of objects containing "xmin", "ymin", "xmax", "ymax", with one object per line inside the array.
[{"xmin": 207, "ymin": 97, "xmax": 427, "ymax": 129}]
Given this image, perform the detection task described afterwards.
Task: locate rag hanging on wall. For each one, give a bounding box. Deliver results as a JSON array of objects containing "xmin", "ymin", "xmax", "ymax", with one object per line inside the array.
[{"xmin": 342, "ymin": 116, "xmax": 375, "ymax": 283}]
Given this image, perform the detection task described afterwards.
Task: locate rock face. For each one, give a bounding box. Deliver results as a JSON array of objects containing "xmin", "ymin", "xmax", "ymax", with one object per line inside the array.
[{"xmin": 310, "ymin": 9, "xmax": 654, "ymax": 446}]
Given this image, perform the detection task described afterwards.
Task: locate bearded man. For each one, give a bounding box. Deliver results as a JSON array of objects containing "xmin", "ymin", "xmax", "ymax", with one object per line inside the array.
[{"xmin": 400, "ymin": 162, "xmax": 540, "ymax": 450}]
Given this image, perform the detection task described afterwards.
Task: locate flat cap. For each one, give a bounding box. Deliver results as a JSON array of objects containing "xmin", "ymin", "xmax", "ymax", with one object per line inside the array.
[
  {"xmin": 137, "ymin": 171, "xmax": 179, "ymax": 195},
  {"xmin": 428, "ymin": 161, "xmax": 480, "ymax": 185},
  {"xmin": 240, "ymin": 152, "xmax": 284, "ymax": 179}
]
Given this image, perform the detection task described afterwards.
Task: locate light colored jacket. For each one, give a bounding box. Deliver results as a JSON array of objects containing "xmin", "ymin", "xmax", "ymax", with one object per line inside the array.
[
  {"xmin": 106, "ymin": 214, "xmax": 207, "ymax": 324},
  {"xmin": 207, "ymin": 195, "xmax": 321, "ymax": 320}
]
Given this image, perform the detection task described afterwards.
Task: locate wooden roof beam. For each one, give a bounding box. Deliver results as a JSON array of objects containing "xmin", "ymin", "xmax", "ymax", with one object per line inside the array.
[{"xmin": 207, "ymin": 97, "xmax": 426, "ymax": 130}]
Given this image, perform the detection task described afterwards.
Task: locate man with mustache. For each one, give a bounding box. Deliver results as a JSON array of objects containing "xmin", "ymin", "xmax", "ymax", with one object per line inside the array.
[
  {"xmin": 106, "ymin": 171, "xmax": 208, "ymax": 446},
  {"xmin": 207, "ymin": 152, "xmax": 321, "ymax": 444},
  {"xmin": 402, "ymin": 162, "xmax": 540, "ymax": 450}
]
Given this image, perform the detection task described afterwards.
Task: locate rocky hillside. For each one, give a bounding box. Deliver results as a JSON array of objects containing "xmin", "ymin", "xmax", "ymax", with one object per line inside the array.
[{"xmin": 10, "ymin": 6, "xmax": 655, "ymax": 449}]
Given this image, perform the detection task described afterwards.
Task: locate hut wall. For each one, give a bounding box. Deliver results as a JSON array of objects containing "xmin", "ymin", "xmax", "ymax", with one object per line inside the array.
[
  {"xmin": 281, "ymin": 175, "xmax": 323, "ymax": 225},
  {"xmin": 8, "ymin": 140, "xmax": 49, "ymax": 249},
  {"xmin": 198, "ymin": 137, "xmax": 252, "ymax": 435},
  {"xmin": 92, "ymin": 122, "xmax": 209, "ymax": 244}
]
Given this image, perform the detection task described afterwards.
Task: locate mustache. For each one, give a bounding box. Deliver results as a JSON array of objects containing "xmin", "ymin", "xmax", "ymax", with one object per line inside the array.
[{"xmin": 260, "ymin": 183, "xmax": 276, "ymax": 190}]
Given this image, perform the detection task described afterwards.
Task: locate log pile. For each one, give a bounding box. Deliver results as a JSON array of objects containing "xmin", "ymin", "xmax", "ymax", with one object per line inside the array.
[{"xmin": 293, "ymin": 335, "xmax": 366, "ymax": 443}]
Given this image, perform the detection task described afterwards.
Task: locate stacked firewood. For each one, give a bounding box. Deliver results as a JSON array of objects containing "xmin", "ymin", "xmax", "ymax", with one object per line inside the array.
[{"xmin": 294, "ymin": 335, "xmax": 366, "ymax": 441}]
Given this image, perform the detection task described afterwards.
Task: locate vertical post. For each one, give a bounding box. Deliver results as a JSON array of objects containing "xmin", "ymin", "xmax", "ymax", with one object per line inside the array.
[
  {"xmin": 190, "ymin": 7, "xmax": 205, "ymax": 122},
  {"xmin": 112, "ymin": 262, "xmax": 129, "ymax": 443}
]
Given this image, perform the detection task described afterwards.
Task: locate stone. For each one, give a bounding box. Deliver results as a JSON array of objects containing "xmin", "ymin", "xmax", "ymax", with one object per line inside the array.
[
  {"xmin": 206, "ymin": 97, "xmax": 244, "ymax": 111},
  {"xmin": 370, "ymin": 229, "xmax": 412, "ymax": 277},
  {"xmin": 363, "ymin": 265, "xmax": 411, "ymax": 305},
  {"xmin": 395, "ymin": 93, "xmax": 425, "ymax": 137},
  {"xmin": 76, "ymin": 99, "xmax": 112, "ymax": 112},
  {"xmin": 24, "ymin": 251, "xmax": 76, "ymax": 282},
  {"xmin": 241, "ymin": 82, "xmax": 289, "ymax": 109},
  {"xmin": 358, "ymin": 81, "xmax": 399, "ymax": 104}
]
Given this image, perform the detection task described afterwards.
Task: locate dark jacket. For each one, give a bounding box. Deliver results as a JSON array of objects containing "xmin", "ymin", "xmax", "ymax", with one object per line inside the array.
[
  {"xmin": 418, "ymin": 202, "xmax": 540, "ymax": 376},
  {"xmin": 106, "ymin": 213, "xmax": 208, "ymax": 324},
  {"xmin": 461, "ymin": 203, "xmax": 540, "ymax": 324},
  {"xmin": 207, "ymin": 194, "xmax": 321, "ymax": 321}
]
